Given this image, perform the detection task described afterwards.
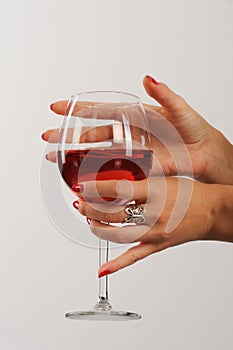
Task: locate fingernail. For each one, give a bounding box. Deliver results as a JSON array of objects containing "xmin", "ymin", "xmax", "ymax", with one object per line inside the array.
[
  {"xmin": 145, "ymin": 75, "xmax": 159, "ymax": 86},
  {"xmin": 86, "ymin": 217, "xmax": 91, "ymax": 225},
  {"xmin": 72, "ymin": 184, "xmax": 84, "ymax": 193},
  {"xmin": 41, "ymin": 132, "xmax": 46, "ymax": 140},
  {"xmin": 98, "ymin": 270, "xmax": 111, "ymax": 278},
  {"xmin": 45, "ymin": 154, "xmax": 49, "ymax": 160},
  {"xmin": 50, "ymin": 103, "xmax": 54, "ymax": 110},
  {"xmin": 73, "ymin": 200, "xmax": 79, "ymax": 209}
]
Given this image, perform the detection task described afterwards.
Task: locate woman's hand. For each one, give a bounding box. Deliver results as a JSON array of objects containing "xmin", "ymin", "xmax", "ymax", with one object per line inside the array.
[
  {"xmin": 72, "ymin": 178, "xmax": 233, "ymax": 277},
  {"xmin": 42, "ymin": 76, "xmax": 233, "ymax": 185},
  {"xmin": 143, "ymin": 75, "xmax": 233, "ymax": 185}
]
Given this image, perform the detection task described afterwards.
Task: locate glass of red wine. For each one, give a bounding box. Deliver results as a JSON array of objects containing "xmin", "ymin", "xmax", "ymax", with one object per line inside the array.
[{"xmin": 57, "ymin": 91, "xmax": 152, "ymax": 320}]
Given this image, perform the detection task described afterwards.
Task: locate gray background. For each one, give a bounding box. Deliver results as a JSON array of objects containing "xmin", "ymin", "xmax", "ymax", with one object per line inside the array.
[{"xmin": 1, "ymin": 0, "xmax": 233, "ymax": 349}]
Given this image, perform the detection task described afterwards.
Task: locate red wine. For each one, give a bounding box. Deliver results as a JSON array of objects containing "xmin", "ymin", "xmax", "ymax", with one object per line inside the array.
[{"xmin": 58, "ymin": 149, "xmax": 152, "ymax": 202}]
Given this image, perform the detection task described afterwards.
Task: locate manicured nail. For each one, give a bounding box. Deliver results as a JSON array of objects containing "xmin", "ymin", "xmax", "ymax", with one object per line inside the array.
[
  {"xmin": 50, "ymin": 103, "xmax": 54, "ymax": 110},
  {"xmin": 41, "ymin": 132, "xmax": 46, "ymax": 140},
  {"xmin": 98, "ymin": 270, "xmax": 111, "ymax": 278},
  {"xmin": 72, "ymin": 184, "xmax": 84, "ymax": 193},
  {"xmin": 86, "ymin": 217, "xmax": 91, "ymax": 225},
  {"xmin": 145, "ymin": 75, "xmax": 159, "ymax": 85},
  {"xmin": 73, "ymin": 200, "xmax": 79, "ymax": 209}
]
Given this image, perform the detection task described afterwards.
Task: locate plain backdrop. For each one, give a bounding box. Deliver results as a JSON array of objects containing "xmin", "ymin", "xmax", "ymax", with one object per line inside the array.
[{"xmin": 0, "ymin": 0, "xmax": 233, "ymax": 349}]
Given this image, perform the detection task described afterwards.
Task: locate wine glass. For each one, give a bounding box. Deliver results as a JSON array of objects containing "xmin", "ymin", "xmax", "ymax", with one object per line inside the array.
[{"xmin": 57, "ymin": 91, "xmax": 152, "ymax": 320}]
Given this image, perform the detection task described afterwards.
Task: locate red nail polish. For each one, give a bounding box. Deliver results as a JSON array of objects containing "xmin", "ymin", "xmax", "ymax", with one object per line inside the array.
[
  {"xmin": 98, "ymin": 270, "xmax": 111, "ymax": 278},
  {"xmin": 50, "ymin": 103, "xmax": 54, "ymax": 110},
  {"xmin": 86, "ymin": 217, "xmax": 91, "ymax": 225},
  {"xmin": 72, "ymin": 184, "xmax": 84, "ymax": 193},
  {"xmin": 41, "ymin": 132, "xmax": 46, "ymax": 140},
  {"xmin": 145, "ymin": 75, "xmax": 159, "ymax": 85},
  {"xmin": 73, "ymin": 200, "xmax": 79, "ymax": 209}
]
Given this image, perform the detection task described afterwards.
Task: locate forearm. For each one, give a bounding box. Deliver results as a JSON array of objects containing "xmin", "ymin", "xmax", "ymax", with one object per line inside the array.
[{"xmin": 208, "ymin": 184, "xmax": 233, "ymax": 243}]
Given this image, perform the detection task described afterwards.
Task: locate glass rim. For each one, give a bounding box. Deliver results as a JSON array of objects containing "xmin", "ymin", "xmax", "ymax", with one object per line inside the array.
[{"xmin": 69, "ymin": 90, "xmax": 142, "ymax": 110}]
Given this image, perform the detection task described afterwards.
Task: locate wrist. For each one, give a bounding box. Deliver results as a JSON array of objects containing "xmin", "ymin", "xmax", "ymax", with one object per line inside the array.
[{"xmin": 206, "ymin": 184, "xmax": 233, "ymax": 242}]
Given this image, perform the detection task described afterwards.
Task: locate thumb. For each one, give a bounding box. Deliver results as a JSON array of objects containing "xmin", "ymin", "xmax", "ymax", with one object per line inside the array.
[
  {"xmin": 98, "ymin": 242, "xmax": 156, "ymax": 277},
  {"xmin": 143, "ymin": 75, "xmax": 209, "ymax": 144},
  {"xmin": 143, "ymin": 75, "xmax": 191, "ymax": 116}
]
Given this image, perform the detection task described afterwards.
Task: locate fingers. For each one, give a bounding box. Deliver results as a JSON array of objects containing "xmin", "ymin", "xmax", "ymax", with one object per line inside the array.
[
  {"xmin": 77, "ymin": 105, "xmax": 149, "ymax": 132},
  {"xmin": 143, "ymin": 75, "xmax": 191, "ymax": 115},
  {"xmin": 42, "ymin": 126, "xmax": 113, "ymax": 144},
  {"xmin": 51, "ymin": 100, "xmax": 96, "ymax": 115},
  {"xmin": 77, "ymin": 201, "xmax": 127, "ymax": 223},
  {"xmin": 75, "ymin": 200, "xmax": 147, "ymax": 223},
  {"xmin": 98, "ymin": 242, "xmax": 157, "ymax": 276},
  {"xmin": 75, "ymin": 179, "xmax": 149, "ymax": 202},
  {"xmin": 51, "ymin": 100, "xmax": 113, "ymax": 118},
  {"xmin": 89, "ymin": 220, "xmax": 149, "ymax": 244},
  {"xmin": 45, "ymin": 151, "xmax": 56, "ymax": 162},
  {"xmin": 52, "ymin": 100, "xmax": 154, "ymax": 134},
  {"xmin": 50, "ymin": 100, "xmax": 68, "ymax": 115},
  {"xmin": 50, "ymin": 98, "xmax": 161, "ymax": 116},
  {"xmin": 42, "ymin": 129, "xmax": 60, "ymax": 143}
]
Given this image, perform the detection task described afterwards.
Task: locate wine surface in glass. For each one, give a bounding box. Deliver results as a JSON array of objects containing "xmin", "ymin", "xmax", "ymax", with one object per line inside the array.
[{"xmin": 59, "ymin": 148, "xmax": 152, "ymax": 203}]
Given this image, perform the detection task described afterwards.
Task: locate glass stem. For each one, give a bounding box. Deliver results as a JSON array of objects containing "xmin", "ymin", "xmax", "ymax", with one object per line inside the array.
[
  {"xmin": 99, "ymin": 238, "xmax": 109, "ymax": 300},
  {"xmin": 94, "ymin": 239, "xmax": 112, "ymax": 311}
]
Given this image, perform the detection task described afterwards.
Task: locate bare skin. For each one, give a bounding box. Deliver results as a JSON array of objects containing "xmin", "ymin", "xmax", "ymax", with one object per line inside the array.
[
  {"xmin": 43, "ymin": 76, "xmax": 233, "ymax": 185},
  {"xmin": 42, "ymin": 75, "xmax": 233, "ymax": 276},
  {"xmin": 73, "ymin": 177, "xmax": 233, "ymax": 276}
]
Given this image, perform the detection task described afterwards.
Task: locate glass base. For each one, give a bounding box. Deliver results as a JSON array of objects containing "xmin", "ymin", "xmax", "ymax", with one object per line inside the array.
[{"xmin": 65, "ymin": 310, "xmax": 142, "ymax": 321}]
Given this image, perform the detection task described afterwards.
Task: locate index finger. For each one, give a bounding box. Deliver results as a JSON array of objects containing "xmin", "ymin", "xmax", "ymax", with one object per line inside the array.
[
  {"xmin": 50, "ymin": 100, "xmax": 68, "ymax": 114},
  {"xmin": 51, "ymin": 100, "xmax": 160, "ymax": 116},
  {"xmin": 51, "ymin": 100, "xmax": 100, "ymax": 115}
]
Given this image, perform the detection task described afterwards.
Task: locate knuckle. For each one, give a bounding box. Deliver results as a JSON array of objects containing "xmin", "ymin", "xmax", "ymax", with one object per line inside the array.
[
  {"xmin": 159, "ymin": 231, "xmax": 169, "ymax": 242},
  {"xmin": 174, "ymin": 94, "xmax": 187, "ymax": 109},
  {"xmin": 129, "ymin": 253, "xmax": 139, "ymax": 265},
  {"xmin": 160, "ymin": 95, "xmax": 170, "ymax": 105},
  {"xmin": 154, "ymin": 229, "xmax": 170, "ymax": 243}
]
